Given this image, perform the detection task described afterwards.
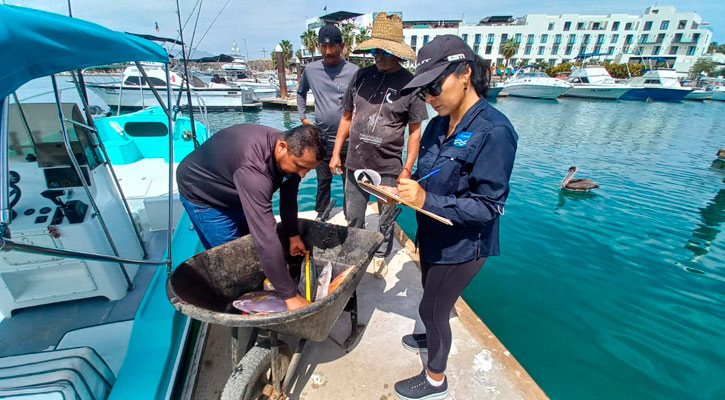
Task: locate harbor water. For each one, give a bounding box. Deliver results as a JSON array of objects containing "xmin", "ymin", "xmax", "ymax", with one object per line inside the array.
[{"xmin": 16, "ymin": 79, "xmax": 725, "ymax": 399}]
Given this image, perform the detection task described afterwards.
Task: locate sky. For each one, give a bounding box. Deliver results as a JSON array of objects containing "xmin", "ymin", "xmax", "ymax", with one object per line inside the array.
[{"xmin": 5, "ymin": 0, "xmax": 724, "ymax": 59}]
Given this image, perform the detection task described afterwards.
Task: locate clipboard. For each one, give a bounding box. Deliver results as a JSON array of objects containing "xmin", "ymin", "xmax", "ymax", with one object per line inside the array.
[{"xmin": 356, "ymin": 179, "xmax": 454, "ymax": 226}]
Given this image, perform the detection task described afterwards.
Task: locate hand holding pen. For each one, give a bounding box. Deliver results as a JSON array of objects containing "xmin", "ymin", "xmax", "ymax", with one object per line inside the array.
[{"xmin": 397, "ymin": 168, "xmax": 440, "ymax": 208}]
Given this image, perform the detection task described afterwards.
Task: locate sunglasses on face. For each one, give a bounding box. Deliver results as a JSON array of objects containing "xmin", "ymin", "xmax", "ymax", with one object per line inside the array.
[
  {"xmin": 416, "ymin": 62, "xmax": 462, "ymax": 100},
  {"xmin": 370, "ymin": 48, "xmax": 393, "ymax": 57}
]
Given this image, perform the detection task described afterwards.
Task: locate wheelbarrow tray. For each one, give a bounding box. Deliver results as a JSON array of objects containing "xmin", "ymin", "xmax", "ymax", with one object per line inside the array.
[{"xmin": 167, "ymin": 219, "xmax": 383, "ymax": 342}]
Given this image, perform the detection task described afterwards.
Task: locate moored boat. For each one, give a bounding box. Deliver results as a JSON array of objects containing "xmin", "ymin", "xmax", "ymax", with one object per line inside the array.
[
  {"xmin": 621, "ymin": 69, "xmax": 693, "ymax": 102},
  {"xmin": 502, "ymin": 65, "xmax": 572, "ymax": 99},
  {"xmin": 563, "ymin": 65, "xmax": 633, "ymax": 100}
]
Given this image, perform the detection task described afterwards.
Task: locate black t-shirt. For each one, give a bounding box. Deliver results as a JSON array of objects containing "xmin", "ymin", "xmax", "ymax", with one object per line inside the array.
[
  {"xmin": 342, "ymin": 65, "xmax": 428, "ymax": 175},
  {"xmin": 176, "ymin": 123, "xmax": 301, "ymax": 299}
]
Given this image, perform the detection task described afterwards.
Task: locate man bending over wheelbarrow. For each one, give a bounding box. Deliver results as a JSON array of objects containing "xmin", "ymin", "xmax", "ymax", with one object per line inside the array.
[{"xmin": 177, "ymin": 124, "xmax": 326, "ymax": 311}]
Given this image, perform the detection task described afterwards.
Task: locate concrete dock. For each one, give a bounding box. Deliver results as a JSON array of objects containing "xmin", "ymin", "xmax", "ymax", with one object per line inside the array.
[{"xmin": 191, "ymin": 206, "xmax": 547, "ymax": 400}]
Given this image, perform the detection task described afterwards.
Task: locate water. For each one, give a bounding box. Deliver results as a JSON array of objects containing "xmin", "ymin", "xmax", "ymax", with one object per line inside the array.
[{"xmin": 16, "ymin": 78, "xmax": 725, "ymax": 399}]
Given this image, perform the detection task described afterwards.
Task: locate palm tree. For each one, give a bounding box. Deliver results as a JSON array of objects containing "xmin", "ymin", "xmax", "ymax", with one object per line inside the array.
[
  {"xmin": 341, "ymin": 23, "xmax": 356, "ymax": 60},
  {"xmin": 500, "ymin": 39, "xmax": 520, "ymax": 70},
  {"xmin": 279, "ymin": 39, "xmax": 293, "ymax": 68},
  {"xmin": 355, "ymin": 27, "xmax": 370, "ymax": 66},
  {"xmin": 301, "ymin": 29, "xmax": 318, "ymax": 61}
]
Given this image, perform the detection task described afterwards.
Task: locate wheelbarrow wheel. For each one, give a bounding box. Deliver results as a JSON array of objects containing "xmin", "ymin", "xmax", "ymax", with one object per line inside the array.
[{"xmin": 220, "ymin": 342, "xmax": 292, "ymax": 400}]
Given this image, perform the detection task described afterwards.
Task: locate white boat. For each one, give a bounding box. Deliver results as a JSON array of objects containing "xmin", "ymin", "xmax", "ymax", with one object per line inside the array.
[
  {"xmin": 87, "ymin": 65, "xmax": 262, "ymax": 111},
  {"xmin": 502, "ymin": 66, "xmax": 572, "ymax": 99},
  {"xmin": 1, "ymin": 6, "xmax": 206, "ymax": 399},
  {"xmin": 563, "ymin": 66, "xmax": 632, "ymax": 100},
  {"xmin": 220, "ymin": 41, "xmax": 249, "ymax": 79},
  {"xmin": 684, "ymin": 89, "xmax": 712, "ymax": 100},
  {"xmin": 712, "ymin": 85, "xmax": 725, "ymax": 101},
  {"xmin": 621, "ymin": 69, "xmax": 693, "ymax": 102}
]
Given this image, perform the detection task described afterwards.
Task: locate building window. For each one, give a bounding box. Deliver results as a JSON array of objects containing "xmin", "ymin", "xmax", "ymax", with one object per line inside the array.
[
  {"xmin": 597, "ymin": 34, "xmax": 605, "ymax": 44},
  {"xmin": 485, "ymin": 44, "xmax": 493, "ymax": 54},
  {"xmin": 608, "ymin": 46, "xmax": 614, "ymax": 55},
  {"xmin": 410, "ymin": 36, "xmax": 417, "ymax": 46},
  {"xmin": 579, "ymin": 45, "xmax": 587, "ymax": 54},
  {"xmin": 674, "ymin": 33, "xmax": 682, "ymax": 42},
  {"xmin": 678, "ymin": 20, "xmax": 686, "ymax": 29},
  {"xmin": 524, "ymin": 45, "xmax": 532, "ymax": 55},
  {"xmin": 473, "ymin": 44, "xmax": 479, "ymax": 54},
  {"xmin": 687, "ymin": 46, "xmax": 696, "ymax": 56},
  {"xmin": 594, "ymin": 45, "xmax": 601, "ymax": 53},
  {"xmin": 652, "ymin": 46, "xmax": 661, "ymax": 55},
  {"xmin": 693, "ymin": 33, "xmax": 700, "ymax": 43},
  {"xmin": 660, "ymin": 20, "xmax": 669, "ymax": 30},
  {"xmin": 496, "ymin": 58, "xmax": 504, "ymax": 66},
  {"xmin": 474, "ymin": 34, "xmax": 481, "ymax": 44},
  {"xmin": 563, "ymin": 21, "xmax": 571, "ymax": 31},
  {"xmin": 625, "ymin": 22, "xmax": 633, "ymax": 30},
  {"xmin": 461, "ymin": 34, "xmax": 468, "ymax": 44},
  {"xmin": 554, "ymin": 34, "xmax": 562, "ymax": 44},
  {"xmin": 691, "ymin": 21, "xmax": 699, "ymax": 29},
  {"xmin": 538, "ymin": 46, "xmax": 545, "ymax": 55},
  {"xmin": 515, "ymin": 33, "xmax": 522, "ymax": 43},
  {"xmin": 626, "ymin": 34, "xmax": 634, "ymax": 44},
  {"xmin": 510, "ymin": 58, "xmax": 517, "ymax": 66},
  {"xmin": 541, "ymin": 34, "xmax": 548, "ymax": 43},
  {"xmin": 643, "ymin": 21, "xmax": 652, "ymax": 31},
  {"xmin": 423, "ymin": 35, "xmax": 429, "ymax": 44},
  {"xmin": 637, "ymin": 46, "xmax": 644, "ymax": 55},
  {"xmin": 549, "ymin": 58, "xmax": 557, "ymax": 65},
  {"xmin": 577, "ymin": 22, "xmax": 586, "ymax": 30},
  {"xmin": 527, "ymin": 34, "xmax": 535, "ymax": 44},
  {"xmin": 657, "ymin": 33, "xmax": 665, "ymax": 43},
  {"xmin": 500, "ymin": 33, "xmax": 508, "ymax": 43},
  {"xmin": 548, "ymin": 22, "xmax": 555, "ymax": 31},
  {"xmin": 568, "ymin": 34, "xmax": 576, "ymax": 44},
  {"xmin": 583, "ymin": 34, "xmax": 590, "ymax": 44},
  {"xmin": 593, "ymin": 22, "xmax": 601, "ymax": 30},
  {"xmin": 487, "ymin": 34, "xmax": 495, "ymax": 43},
  {"xmin": 640, "ymin": 34, "xmax": 649, "ymax": 43},
  {"xmin": 612, "ymin": 21, "xmax": 620, "ymax": 31},
  {"xmin": 612, "ymin": 34, "xmax": 619, "ymax": 43},
  {"xmin": 565, "ymin": 45, "xmax": 573, "ymax": 55},
  {"xmin": 668, "ymin": 45, "xmax": 678, "ymax": 55},
  {"xmin": 623, "ymin": 45, "xmax": 630, "ymax": 53},
  {"xmin": 552, "ymin": 45, "xmax": 559, "ymax": 54}
]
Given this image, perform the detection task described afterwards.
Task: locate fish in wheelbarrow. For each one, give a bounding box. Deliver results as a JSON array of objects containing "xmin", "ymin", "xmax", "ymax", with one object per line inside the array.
[{"xmin": 232, "ymin": 291, "xmax": 288, "ymax": 314}]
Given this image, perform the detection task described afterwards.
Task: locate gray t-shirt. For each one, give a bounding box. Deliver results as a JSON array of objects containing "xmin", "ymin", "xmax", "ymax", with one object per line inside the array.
[
  {"xmin": 342, "ymin": 65, "xmax": 428, "ymax": 175},
  {"xmin": 297, "ymin": 59, "xmax": 359, "ymax": 142}
]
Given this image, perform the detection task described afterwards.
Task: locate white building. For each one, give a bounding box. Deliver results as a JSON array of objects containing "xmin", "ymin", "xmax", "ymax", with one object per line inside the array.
[{"xmin": 403, "ymin": 6, "xmax": 713, "ymax": 75}]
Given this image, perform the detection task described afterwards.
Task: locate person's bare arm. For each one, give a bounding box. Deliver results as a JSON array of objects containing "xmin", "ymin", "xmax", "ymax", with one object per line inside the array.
[
  {"xmin": 329, "ymin": 110, "xmax": 352, "ymax": 175},
  {"xmin": 399, "ymin": 122, "xmax": 422, "ymax": 182}
]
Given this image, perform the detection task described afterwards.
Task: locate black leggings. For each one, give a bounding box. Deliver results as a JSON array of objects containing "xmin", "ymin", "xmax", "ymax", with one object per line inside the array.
[{"xmin": 420, "ymin": 257, "xmax": 486, "ymax": 374}]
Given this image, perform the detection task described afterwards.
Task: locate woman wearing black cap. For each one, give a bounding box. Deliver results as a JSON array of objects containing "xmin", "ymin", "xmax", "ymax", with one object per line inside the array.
[{"xmin": 394, "ymin": 35, "xmax": 518, "ymax": 400}]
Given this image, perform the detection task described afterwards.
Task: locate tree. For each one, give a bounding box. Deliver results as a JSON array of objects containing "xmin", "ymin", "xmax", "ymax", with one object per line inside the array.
[
  {"xmin": 301, "ymin": 29, "xmax": 318, "ymax": 60},
  {"xmin": 692, "ymin": 57, "xmax": 718, "ymax": 76},
  {"xmin": 341, "ymin": 23, "xmax": 356, "ymax": 60},
  {"xmin": 355, "ymin": 27, "xmax": 370, "ymax": 66},
  {"xmin": 500, "ymin": 39, "xmax": 520, "ymax": 69},
  {"xmin": 279, "ymin": 40, "xmax": 294, "ymax": 68}
]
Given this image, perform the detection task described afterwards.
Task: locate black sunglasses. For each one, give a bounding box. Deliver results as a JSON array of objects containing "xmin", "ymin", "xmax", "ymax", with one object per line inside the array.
[{"xmin": 416, "ymin": 62, "xmax": 462, "ymax": 100}]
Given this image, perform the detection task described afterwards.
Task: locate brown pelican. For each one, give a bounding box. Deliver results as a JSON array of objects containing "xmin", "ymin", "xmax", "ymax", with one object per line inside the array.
[
  {"xmin": 560, "ymin": 166, "xmax": 599, "ymax": 191},
  {"xmin": 713, "ymin": 148, "xmax": 725, "ymax": 169},
  {"xmin": 718, "ymin": 148, "xmax": 725, "ymax": 159}
]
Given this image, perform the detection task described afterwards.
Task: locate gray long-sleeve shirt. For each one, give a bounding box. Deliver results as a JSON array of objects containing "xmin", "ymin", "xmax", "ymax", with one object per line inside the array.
[
  {"xmin": 176, "ymin": 124, "xmax": 300, "ymax": 299},
  {"xmin": 296, "ymin": 59, "xmax": 358, "ymax": 142}
]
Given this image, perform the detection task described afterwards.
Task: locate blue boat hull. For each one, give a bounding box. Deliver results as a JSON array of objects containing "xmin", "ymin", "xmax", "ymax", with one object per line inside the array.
[{"xmin": 620, "ymin": 87, "xmax": 692, "ymax": 102}]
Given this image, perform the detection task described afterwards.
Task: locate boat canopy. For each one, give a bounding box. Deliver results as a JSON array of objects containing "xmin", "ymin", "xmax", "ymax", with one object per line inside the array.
[{"xmin": 0, "ymin": 5, "xmax": 169, "ymax": 99}]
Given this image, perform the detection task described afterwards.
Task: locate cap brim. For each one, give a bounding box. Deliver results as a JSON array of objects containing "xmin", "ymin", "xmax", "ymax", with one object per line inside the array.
[{"xmin": 400, "ymin": 63, "xmax": 449, "ymax": 96}]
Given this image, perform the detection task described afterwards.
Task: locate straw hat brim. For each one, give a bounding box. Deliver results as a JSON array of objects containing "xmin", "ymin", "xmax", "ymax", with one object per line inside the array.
[{"xmin": 353, "ymin": 38, "xmax": 416, "ymax": 61}]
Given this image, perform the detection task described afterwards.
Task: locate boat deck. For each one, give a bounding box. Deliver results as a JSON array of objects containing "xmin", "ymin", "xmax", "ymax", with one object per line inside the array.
[{"xmin": 192, "ymin": 206, "xmax": 547, "ymax": 399}]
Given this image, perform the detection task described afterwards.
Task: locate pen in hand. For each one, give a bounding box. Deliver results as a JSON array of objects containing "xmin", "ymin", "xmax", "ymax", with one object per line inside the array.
[{"xmin": 416, "ymin": 168, "xmax": 441, "ymax": 182}]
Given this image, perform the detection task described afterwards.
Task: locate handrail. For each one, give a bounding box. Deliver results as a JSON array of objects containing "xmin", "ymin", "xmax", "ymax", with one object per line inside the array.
[
  {"xmin": 0, "ymin": 237, "xmax": 167, "ymax": 265},
  {"xmin": 0, "ymin": 97, "xmax": 9, "ymax": 227},
  {"xmin": 51, "ymin": 74, "xmax": 135, "ymax": 290}
]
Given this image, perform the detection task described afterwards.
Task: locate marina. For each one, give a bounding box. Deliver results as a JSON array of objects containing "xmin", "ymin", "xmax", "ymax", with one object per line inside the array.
[{"xmin": 1, "ymin": 2, "xmax": 725, "ymax": 400}]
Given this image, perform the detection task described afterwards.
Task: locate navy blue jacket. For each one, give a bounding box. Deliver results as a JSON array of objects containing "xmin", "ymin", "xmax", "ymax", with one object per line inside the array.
[{"xmin": 412, "ymin": 98, "xmax": 518, "ymax": 264}]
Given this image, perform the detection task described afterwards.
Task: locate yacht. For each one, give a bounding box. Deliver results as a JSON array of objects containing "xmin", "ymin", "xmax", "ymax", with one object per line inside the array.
[
  {"xmin": 563, "ymin": 66, "xmax": 633, "ymax": 100},
  {"xmin": 87, "ymin": 65, "xmax": 262, "ymax": 111},
  {"xmin": 621, "ymin": 69, "xmax": 693, "ymax": 102},
  {"xmin": 219, "ymin": 41, "xmax": 249, "ymax": 79},
  {"xmin": 502, "ymin": 65, "xmax": 572, "ymax": 99},
  {"xmin": 712, "ymin": 85, "xmax": 725, "ymax": 101}
]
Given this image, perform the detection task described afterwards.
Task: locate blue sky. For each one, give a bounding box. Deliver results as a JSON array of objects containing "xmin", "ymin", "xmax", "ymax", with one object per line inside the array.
[{"xmin": 6, "ymin": 0, "xmax": 723, "ymax": 59}]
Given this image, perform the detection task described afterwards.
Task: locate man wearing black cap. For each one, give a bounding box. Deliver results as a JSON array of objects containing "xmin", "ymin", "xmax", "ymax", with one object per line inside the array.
[{"xmin": 297, "ymin": 24, "xmax": 359, "ymax": 219}]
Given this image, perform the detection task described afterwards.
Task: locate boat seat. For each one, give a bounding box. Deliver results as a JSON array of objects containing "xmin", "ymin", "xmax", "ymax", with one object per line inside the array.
[{"xmin": 0, "ymin": 346, "xmax": 114, "ymax": 400}]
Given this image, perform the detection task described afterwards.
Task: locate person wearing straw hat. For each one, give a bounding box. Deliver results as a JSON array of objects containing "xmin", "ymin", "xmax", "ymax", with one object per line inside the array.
[{"xmin": 329, "ymin": 12, "xmax": 428, "ymax": 278}]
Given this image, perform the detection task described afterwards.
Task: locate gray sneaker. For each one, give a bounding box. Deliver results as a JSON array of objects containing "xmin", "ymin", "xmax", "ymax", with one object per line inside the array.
[
  {"xmin": 395, "ymin": 370, "xmax": 448, "ymax": 400},
  {"xmin": 402, "ymin": 334, "xmax": 428, "ymax": 352}
]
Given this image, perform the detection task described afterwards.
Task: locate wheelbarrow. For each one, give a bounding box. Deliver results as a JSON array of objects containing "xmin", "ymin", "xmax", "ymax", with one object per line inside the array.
[{"xmin": 167, "ymin": 218, "xmax": 384, "ymax": 399}]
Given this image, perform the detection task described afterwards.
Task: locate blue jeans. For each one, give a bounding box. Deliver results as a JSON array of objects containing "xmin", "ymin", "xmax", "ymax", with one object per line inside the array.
[{"xmin": 179, "ymin": 194, "xmax": 249, "ymax": 250}]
